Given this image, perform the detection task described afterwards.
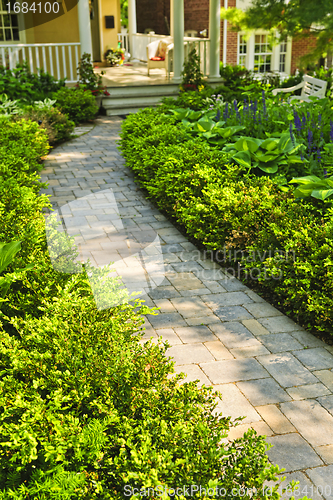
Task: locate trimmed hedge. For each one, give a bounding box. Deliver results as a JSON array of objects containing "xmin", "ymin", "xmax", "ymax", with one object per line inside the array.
[
  {"xmin": 0, "ymin": 117, "xmax": 286, "ymax": 497},
  {"xmin": 120, "ymin": 107, "xmax": 333, "ymax": 339}
]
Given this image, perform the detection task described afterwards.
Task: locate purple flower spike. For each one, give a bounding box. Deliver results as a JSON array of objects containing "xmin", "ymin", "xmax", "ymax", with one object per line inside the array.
[
  {"xmin": 307, "ymin": 129, "xmax": 313, "ymax": 153},
  {"xmin": 289, "ymin": 122, "xmax": 295, "ymax": 147},
  {"xmin": 233, "ymin": 99, "xmax": 241, "ymax": 122}
]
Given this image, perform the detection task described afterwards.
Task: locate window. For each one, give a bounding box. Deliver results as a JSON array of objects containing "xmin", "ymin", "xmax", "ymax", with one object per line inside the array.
[
  {"xmin": 238, "ymin": 34, "xmax": 247, "ymax": 67},
  {"xmin": 0, "ymin": 1, "xmax": 19, "ymax": 41},
  {"xmin": 279, "ymin": 41, "xmax": 287, "ymax": 72},
  {"xmin": 254, "ymin": 34, "xmax": 272, "ymax": 73}
]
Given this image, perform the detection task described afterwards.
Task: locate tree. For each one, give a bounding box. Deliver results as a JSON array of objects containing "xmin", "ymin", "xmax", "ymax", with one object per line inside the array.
[{"xmin": 221, "ymin": 0, "xmax": 333, "ymax": 67}]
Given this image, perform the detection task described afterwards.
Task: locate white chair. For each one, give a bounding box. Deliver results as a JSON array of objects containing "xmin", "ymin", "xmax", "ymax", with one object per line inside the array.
[
  {"xmin": 272, "ymin": 75, "xmax": 327, "ymax": 102},
  {"xmin": 147, "ymin": 40, "xmax": 173, "ymax": 78},
  {"xmin": 184, "ymin": 30, "xmax": 198, "ymax": 38}
]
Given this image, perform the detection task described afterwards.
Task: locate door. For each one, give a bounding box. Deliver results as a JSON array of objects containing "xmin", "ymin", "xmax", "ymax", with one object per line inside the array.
[{"xmin": 90, "ymin": 0, "xmax": 101, "ymax": 61}]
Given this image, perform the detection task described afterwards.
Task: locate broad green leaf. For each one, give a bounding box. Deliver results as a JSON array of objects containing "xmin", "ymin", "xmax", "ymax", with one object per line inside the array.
[
  {"xmin": 258, "ymin": 153, "xmax": 280, "ymax": 163},
  {"xmin": 232, "ymin": 150, "xmax": 252, "ymax": 168},
  {"xmin": 325, "ymin": 178, "xmax": 333, "ymax": 188},
  {"xmin": 261, "ymin": 138, "xmax": 279, "ymax": 151},
  {"xmin": 258, "ymin": 161, "xmax": 279, "ymax": 173},
  {"xmin": 234, "ymin": 138, "xmax": 259, "ymax": 153},
  {"xmin": 278, "ymin": 133, "xmax": 295, "ymax": 154},
  {"xmin": 187, "ymin": 110, "xmax": 202, "ymax": 121},
  {"xmin": 312, "ymin": 189, "xmax": 333, "ymax": 200},
  {"xmin": 218, "ymin": 126, "xmax": 245, "ymax": 139},
  {"xmin": 287, "ymin": 155, "xmax": 303, "ymax": 164},
  {"xmin": 0, "ymin": 241, "xmax": 21, "ymax": 274},
  {"xmin": 170, "ymin": 108, "xmax": 191, "ymax": 120},
  {"xmin": 289, "ymin": 176, "xmax": 323, "ymax": 185},
  {"xmin": 196, "ymin": 117, "xmax": 215, "ymax": 132},
  {"xmin": 294, "ymin": 187, "xmax": 313, "ymax": 198}
]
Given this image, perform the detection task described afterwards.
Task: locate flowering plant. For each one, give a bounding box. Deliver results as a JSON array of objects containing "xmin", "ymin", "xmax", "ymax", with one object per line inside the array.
[
  {"xmin": 76, "ymin": 53, "xmax": 110, "ymax": 96},
  {"xmin": 104, "ymin": 48, "xmax": 125, "ymax": 67}
]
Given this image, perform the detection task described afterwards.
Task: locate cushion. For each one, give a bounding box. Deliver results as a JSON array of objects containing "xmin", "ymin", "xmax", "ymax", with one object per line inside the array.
[
  {"xmin": 150, "ymin": 56, "xmax": 165, "ymax": 61},
  {"xmin": 147, "ymin": 39, "xmax": 160, "ymax": 60},
  {"xmin": 157, "ymin": 40, "xmax": 168, "ymax": 59}
]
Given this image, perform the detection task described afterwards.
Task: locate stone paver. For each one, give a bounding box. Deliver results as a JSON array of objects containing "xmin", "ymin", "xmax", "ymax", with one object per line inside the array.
[
  {"xmin": 213, "ymin": 383, "xmax": 262, "ymax": 423},
  {"xmin": 266, "ymin": 434, "xmax": 323, "ymax": 472},
  {"xmin": 237, "ymin": 378, "xmax": 292, "ymax": 406},
  {"xmin": 43, "ymin": 115, "xmax": 333, "ymax": 493},
  {"xmin": 200, "ymin": 358, "xmax": 268, "ymax": 384},
  {"xmin": 280, "ymin": 400, "xmax": 333, "ymax": 446},
  {"xmin": 256, "ymin": 404, "xmax": 296, "ymax": 434},
  {"xmin": 257, "ymin": 353, "xmax": 319, "ymax": 388}
]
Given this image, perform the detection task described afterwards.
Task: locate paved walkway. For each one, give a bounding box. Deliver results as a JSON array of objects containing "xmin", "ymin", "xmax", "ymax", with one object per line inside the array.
[{"xmin": 41, "ymin": 116, "xmax": 333, "ymax": 499}]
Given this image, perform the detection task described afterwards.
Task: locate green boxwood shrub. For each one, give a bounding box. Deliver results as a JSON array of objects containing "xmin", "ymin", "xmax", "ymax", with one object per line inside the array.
[
  {"xmin": 16, "ymin": 106, "xmax": 75, "ymax": 145},
  {"xmin": 0, "ymin": 99, "xmax": 289, "ymax": 499},
  {"xmin": 120, "ymin": 107, "xmax": 333, "ymax": 339},
  {"xmin": 0, "ymin": 62, "xmax": 65, "ymax": 102},
  {"xmin": 52, "ymin": 86, "xmax": 99, "ymax": 125}
]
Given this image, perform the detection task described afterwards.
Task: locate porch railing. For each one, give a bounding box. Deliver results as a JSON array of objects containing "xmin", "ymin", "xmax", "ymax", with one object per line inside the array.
[
  {"xmin": 118, "ymin": 33, "xmax": 210, "ymax": 77},
  {"xmin": 0, "ymin": 43, "xmax": 81, "ymax": 83},
  {"xmin": 117, "ymin": 33, "xmax": 130, "ymax": 55}
]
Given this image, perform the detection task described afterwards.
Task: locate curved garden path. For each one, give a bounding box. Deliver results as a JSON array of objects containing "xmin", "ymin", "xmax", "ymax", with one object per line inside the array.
[{"xmin": 41, "ymin": 116, "xmax": 333, "ymax": 499}]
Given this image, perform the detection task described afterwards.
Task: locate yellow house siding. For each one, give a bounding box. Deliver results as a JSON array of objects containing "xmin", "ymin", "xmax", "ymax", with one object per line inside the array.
[
  {"xmin": 31, "ymin": 5, "xmax": 80, "ymax": 43},
  {"xmin": 100, "ymin": 0, "xmax": 121, "ymax": 60}
]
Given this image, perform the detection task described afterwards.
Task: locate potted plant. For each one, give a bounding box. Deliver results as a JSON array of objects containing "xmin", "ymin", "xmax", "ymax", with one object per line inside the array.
[
  {"xmin": 181, "ymin": 47, "xmax": 204, "ymax": 91},
  {"xmin": 76, "ymin": 53, "xmax": 110, "ymax": 108},
  {"xmin": 104, "ymin": 48, "xmax": 125, "ymax": 67}
]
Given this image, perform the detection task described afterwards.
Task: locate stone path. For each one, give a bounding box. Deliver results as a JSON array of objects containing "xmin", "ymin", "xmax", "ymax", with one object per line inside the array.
[{"xmin": 41, "ymin": 116, "xmax": 333, "ymax": 499}]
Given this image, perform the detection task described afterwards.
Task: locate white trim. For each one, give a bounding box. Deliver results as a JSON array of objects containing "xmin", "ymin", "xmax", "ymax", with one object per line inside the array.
[
  {"xmin": 237, "ymin": 30, "xmax": 292, "ymax": 76},
  {"xmin": 223, "ymin": 0, "xmax": 227, "ymax": 66},
  {"xmin": 98, "ymin": 0, "xmax": 103, "ymax": 61}
]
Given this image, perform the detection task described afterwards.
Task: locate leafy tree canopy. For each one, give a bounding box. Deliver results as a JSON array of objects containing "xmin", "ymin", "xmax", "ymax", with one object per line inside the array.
[{"xmin": 221, "ymin": 0, "xmax": 333, "ymax": 66}]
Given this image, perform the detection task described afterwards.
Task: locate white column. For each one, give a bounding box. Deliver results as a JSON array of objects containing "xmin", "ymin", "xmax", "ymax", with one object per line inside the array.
[
  {"xmin": 222, "ymin": 0, "xmax": 227, "ymax": 66},
  {"xmin": 209, "ymin": 0, "xmax": 221, "ymax": 78},
  {"xmin": 78, "ymin": 0, "xmax": 92, "ymax": 57},
  {"xmin": 172, "ymin": 0, "xmax": 184, "ymax": 82},
  {"xmin": 170, "ymin": 0, "xmax": 174, "ymax": 37},
  {"xmin": 128, "ymin": 0, "xmax": 137, "ymax": 59}
]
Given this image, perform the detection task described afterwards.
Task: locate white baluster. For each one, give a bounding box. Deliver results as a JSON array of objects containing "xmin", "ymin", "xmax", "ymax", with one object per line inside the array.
[
  {"xmin": 28, "ymin": 46, "xmax": 33, "ymax": 72},
  {"xmin": 55, "ymin": 45, "xmax": 60, "ymax": 79},
  {"xmin": 62, "ymin": 45, "xmax": 66, "ymax": 80},
  {"xmin": 49, "ymin": 46, "xmax": 54, "ymax": 76}
]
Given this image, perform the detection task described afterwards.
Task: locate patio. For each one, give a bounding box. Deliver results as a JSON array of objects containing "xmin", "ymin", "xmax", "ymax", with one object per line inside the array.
[{"xmin": 95, "ymin": 61, "xmax": 175, "ymax": 88}]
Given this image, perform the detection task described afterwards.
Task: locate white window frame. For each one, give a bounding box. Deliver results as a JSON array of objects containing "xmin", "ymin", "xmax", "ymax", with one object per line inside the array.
[
  {"xmin": 0, "ymin": 1, "xmax": 24, "ymax": 44},
  {"xmin": 237, "ymin": 30, "xmax": 292, "ymax": 76}
]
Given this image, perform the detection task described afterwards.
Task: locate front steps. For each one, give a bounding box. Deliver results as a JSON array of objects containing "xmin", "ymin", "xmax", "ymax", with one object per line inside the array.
[
  {"xmin": 101, "ymin": 78, "xmax": 224, "ymax": 116},
  {"xmin": 101, "ymin": 84, "xmax": 180, "ymax": 116}
]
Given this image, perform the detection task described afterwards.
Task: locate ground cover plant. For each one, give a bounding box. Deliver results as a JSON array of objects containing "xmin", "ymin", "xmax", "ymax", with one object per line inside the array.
[
  {"xmin": 120, "ymin": 103, "xmax": 333, "ymax": 340},
  {"xmin": 0, "ymin": 108, "xmax": 293, "ymax": 498}
]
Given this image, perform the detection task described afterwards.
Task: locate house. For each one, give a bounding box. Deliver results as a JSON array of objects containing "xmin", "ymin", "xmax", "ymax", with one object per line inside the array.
[
  {"xmin": 135, "ymin": 0, "xmax": 319, "ymax": 76},
  {"xmin": 0, "ymin": 0, "xmax": 122, "ymax": 82},
  {"xmin": 0, "ymin": 0, "xmax": 318, "ymax": 89}
]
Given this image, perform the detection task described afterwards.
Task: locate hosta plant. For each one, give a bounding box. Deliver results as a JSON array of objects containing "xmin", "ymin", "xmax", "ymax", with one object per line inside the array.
[
  {"xmin": 222, "ymin": 133, "xmax": 306, "ymax": 179},
  {"xmin": 290, "ymin": 175, "xmax": 333, "ymax": 201}
]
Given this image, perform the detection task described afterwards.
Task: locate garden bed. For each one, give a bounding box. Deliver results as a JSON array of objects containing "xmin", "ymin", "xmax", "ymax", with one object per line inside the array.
[
  {"xmin": 0, "ymin": 95, "xmax": 286, "ymax": 498},
  {"xmin": 119, "ymin": 88, "xmax": 333, "ymax": 342}
]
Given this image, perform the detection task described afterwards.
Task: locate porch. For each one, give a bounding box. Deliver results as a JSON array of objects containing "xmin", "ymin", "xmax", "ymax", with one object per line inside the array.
[{"xmin": 95, "ymin": 61, "xmax": 222, "ymax": 115}]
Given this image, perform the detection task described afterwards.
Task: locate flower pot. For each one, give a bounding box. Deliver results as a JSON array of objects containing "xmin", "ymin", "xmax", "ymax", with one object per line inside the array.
[
  {"xmin": 95, "ymin": 96, "xmax": 102, "ymax": 108},
  {"xmin": 183, "ymin": 83, "xmax": 198, "ymax": 91}
]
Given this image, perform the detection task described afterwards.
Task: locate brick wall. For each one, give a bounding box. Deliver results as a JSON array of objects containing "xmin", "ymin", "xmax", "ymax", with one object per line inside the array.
[
  {"xmin": 290, "ymin": 33, "xmax": 317, "ymax": 74},
  {"xmin": 136, "ymin": 0, "xmax": 169, "ymax": 35},
  {"xmin": 136, "ymin": 0, "xmax": 317, "ymax": 74}
]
